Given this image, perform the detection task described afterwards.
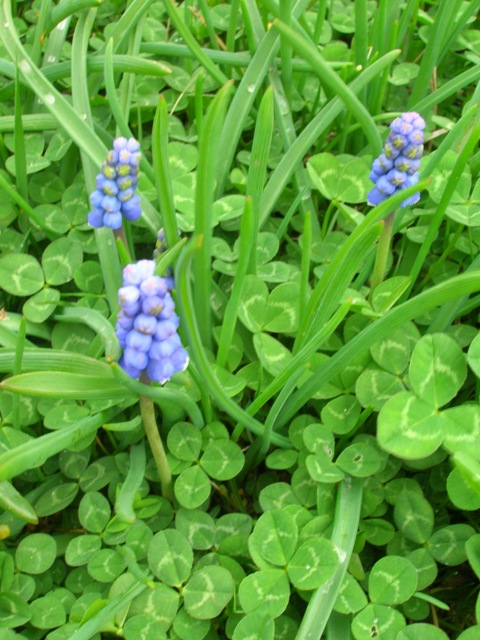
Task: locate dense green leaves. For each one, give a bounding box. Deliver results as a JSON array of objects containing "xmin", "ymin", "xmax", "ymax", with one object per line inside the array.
[{"xmin": 0, "ymin": 2, "xmax": 479, "ymax": 639}]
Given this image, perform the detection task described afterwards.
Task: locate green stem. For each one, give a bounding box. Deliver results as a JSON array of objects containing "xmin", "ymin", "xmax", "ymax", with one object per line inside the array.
[
  {"xmin": 139, "ymin": 384, "xmax": 172, "ymax": 500},
  {"xmin": 369, "ymin": 210, "xmax": 395, "ymax": 298}
]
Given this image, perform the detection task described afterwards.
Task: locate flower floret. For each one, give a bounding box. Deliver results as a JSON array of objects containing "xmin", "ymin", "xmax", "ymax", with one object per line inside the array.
[
  {"xmin": 116, "ymin": 260, "xmax": 189, "ymax": 384},
  {"xmin": 88, "ymin": 137, "xmax": 142, "ymax": 229},
  {"xmin": 367, "ymin": 112, "xmax": 425, "ymax": 208}
]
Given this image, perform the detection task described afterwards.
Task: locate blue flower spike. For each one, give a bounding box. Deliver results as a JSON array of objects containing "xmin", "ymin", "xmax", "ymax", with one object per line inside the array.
[
  {"xmin": 116, "ymin": 260, "xmax": 189, "ymax": 384},
  {"xmin": 88, "ymin": 137, "xmax": 142, "ymax": 229},
  {"xmin": 368, "ymin": 112, "xmax": 425, "ymax": 208}
]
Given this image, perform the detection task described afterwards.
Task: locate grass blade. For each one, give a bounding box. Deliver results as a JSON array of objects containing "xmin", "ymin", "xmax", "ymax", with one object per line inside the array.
[
  {"xmin": 152, "ymin": 96, "xmax": 178, "ymax": 248},
  {"xmin": 281, "ymin": 272, "xmax": 480, "ymax": 428},
  {"xmin": 216, "ymin": 198, "xmax": 254, "ymax": 368},
  {"xmin": 272, "ymin": 19, "xmax": 382, "ymax": 157},
  {"xmin": 175, "ymin": 236, "xmax": 290, "ymax": 448},
  {"xmin": 259, "ymin": 49, "xmax": 400, "ymax": 226},
  {"xmin": 246, "ymin": 85, "xmax": 274, "ymax": 273},
  {"xmin": 193, "ymin": 81, "xmax": 233, "ymax": 349},
  {"xmin": 115, "ymin": 441, "xmax": 146, "ymax": 523},
  {"xmin": 0, "ymin": 410, "xmax": 118, "ymax": 481},
  {"xmin": 162, "ymin": 0, "xmax": 228, "ymax": 85}
]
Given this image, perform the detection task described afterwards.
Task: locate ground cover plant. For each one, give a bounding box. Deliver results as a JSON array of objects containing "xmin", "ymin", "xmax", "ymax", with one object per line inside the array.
[{"xmin": 1, "ymin": 0, "xmax": 480, "ymax": 638}]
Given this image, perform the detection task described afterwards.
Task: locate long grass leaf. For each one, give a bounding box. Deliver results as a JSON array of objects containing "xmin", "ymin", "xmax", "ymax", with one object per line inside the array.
[
  {"xmin": 0, "ymin": 481, "xmax": 38, "ymax": 523},
  {"xmin": 281, "ymin": 272, "xmax": 480, "ymax": 427},
  {"xmin": 68, "ymin": 581, "xmax": 147, "ymax": 640},
  {"xmin": 175, "ymin": 236, "xmax": 290, "ymax": 448},
  {"xmin": 115, "ymin": 441, "xmax": 146, "ymax": 523},
  {"xmin": 0, "ymin": 348, "xmax": 112, "ymax": 375},
  {"xmin": 409, "ymin": 0, "xmax": 464, "ymax": 106},
  {"xmin": 152, "ymin": 96, "xmax": 178, "ymax": 248},
  {"xmin": 71, "ymin": 8, "xmax": 123, "ymax": 313},
  {"xmin": 216, "ymin": 198, "xmax": 254, "ymax": 368},
  {"xmin": 162, "ymin": 0, "xmax": 228, "ymax": 85},
  {"xmin": 296, "ymin": 478, "xmax": 363, "ymax": 640},
  {"xmin": 272, "ymin": 19, "xmax": 382, "ymax": 156},
  {"xmin": 0, "ymin": 410, "xmax": 118, "ymax": 481},
  {"xmin": 0, "ymin": 371, "xmax": 135, "ymax": 400},
  {"xmin": 217, "ymin": 0, "xmax": 310, "ymax": 194},
  {"xmin": 193, "ymin": 82, "xmax": 233, "ymax": 349},
  {"xmin": 259, "ymin": 49, "xmax": 400, "ymax": 226},
  {"xmin": 246, "ymin": 86, "xmax": 274, "ymax": 272}
]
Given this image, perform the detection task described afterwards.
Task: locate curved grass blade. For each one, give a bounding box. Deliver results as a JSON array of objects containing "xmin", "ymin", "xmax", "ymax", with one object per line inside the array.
[
  {"xmin": 115, "ymin": 441, "xmax": 146, "ymax": 523},
  {"xmin": 0, "ymin": 114, "xmax": 58, "ymax": 132},
  {"xmin": 281, "ymin": 272, "xmax": 480, "ymax": 428},
  {"xmin": 231, "ymin": 301, "xmax": 351, "ymax": 439},
  {"xmin": 13, "ymin": 68, "xmax": 28, "ymax": 201},
  {"xmin": 297, "ymin": 477, "xmax": 363, "ymax": 640},
  {"xmin": 68, "ymin": 581, "xmax": 147, "ymax": 640},
  {"xmin": 0, "ymin": 481, "xmax": 38, "ymax": 524},
  {"xmin": 46, "ymin": 0, "xmax": 101, "ymax": 33},
  {"xmin": 53, "ymin": 307, "xmax": 121, "ymax": 360},
  {"xmin": 175, "ymin": 236, "xmax": 290, "ymax": 448},
  {"xmin": 0, "ymin": 348, "xmax": 113, "ymax": 375},
  {"xmin": 152, "ymin": 96, "xmax": 178, "ymax": 248},
  {"xmin": 409, "ymin": 0, "xmax": 465, "ymax": 107},
  {"xmin": 140, "ymin": 42, "xmax": 350, "ymax": 71},
  {"xmin": 0, "ymin": 409, "xmax": 118, "ymax": 481},
  {"xmin": 0, "ymin": 2, "xmax": 107, "ymax": 165},
  {"xmin": 246, "ymin": 86, "xmax": 274, "ymax": 273},
  {"xmin": 70, "ymin": 8, "xmax": 123, "ymax": 312},
  {"xmin": 11, "ymin": 316, "xmax": 26, "ymax": 430},
  {"xmin": 0, "ymin": 371, "xmax": 134, "ymax": 400},
  {"xmin": 428, "ymin": 254, "xmax": 480, "ymax": 333},
  {"xmin": 0, "ymin": 55, "xmax": 172, "ymax": 101},
  {"xmin": 403, "ymin": 120, "xmax": 480, "ymax": 298},
  {"xmin": 29, "ymin": 0, "xmax": 52, "ymax": 70},
  {"xmin": 217, "ymin": 0, "xmax": 310, "ymax": 194},
  {"xmin": 162, "ymin": 0, "xmax": 228, "ymax": 85},
  {"xmin": 295, "ymin": 223, "xmax": 380, "ymax": 349},
  {"xmin": 259, "ymin": 49, "xmax": 400, "ymax": 226},
  {"xmin": 272, "ymin": 19, "xmax": 382, "ymax": 157},
  {"xmin": 107, "ymin": 0, "xmax": 155, "ymax": 53},
  {"xmin": 0, "ymin": 171, "xmax": 57, "ymax": 239},
  {"xmin": 216, "ymin": 198, "xmax": 254, "ymax": 368},
  {"xmin": 154, "ymin": 237, "xmax": 187, "ymax": 276},
  {"xmin": 193, "ymin": 81, "xmax": 233, "ymax": 349}
]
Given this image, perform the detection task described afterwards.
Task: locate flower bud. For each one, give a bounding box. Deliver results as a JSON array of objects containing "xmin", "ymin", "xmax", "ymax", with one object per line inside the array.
[
  {"xmin": 115, "ymin": 260, "xmax": 189, "ymax": 383},
  {"xmin": 87, "ymin": 137, "xmax": 143, "ymax": 228},
  {"xmin": 368, "ymin": 112, "xmax": 425, "ymax": 208}
]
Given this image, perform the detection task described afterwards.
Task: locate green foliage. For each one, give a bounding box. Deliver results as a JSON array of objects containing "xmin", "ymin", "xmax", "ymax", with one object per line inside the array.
[{"xmin": 0, "ymin": 0, "xmax": 480, "ymax": 638}]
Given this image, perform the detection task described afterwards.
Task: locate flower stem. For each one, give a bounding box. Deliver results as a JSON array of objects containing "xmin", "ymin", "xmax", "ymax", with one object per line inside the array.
[
  {"xmin": 139, "ymin": 376, "xmax": 172, "ymax": 500},
  {"xmin": 369, "ymin": 209, "xmax": 395, "ymax": 299}
]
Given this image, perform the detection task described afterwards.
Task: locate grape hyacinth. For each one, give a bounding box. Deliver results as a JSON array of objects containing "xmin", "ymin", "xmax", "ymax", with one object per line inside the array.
[
  {"xmin": 368, "ymin": 112, "xmax": 425, "ymax": 208},
  {"xmin": 116, "ymin": 260, "xmax": 189, "ymax": 384},
  {"xmin": 88, "ymin": 137, "xmax": 142, "ymax": 229}
]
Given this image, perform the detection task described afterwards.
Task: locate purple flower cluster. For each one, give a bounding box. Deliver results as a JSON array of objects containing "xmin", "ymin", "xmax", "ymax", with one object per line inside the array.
[
  {"xmin": 88, "ymin": 137, "xmax": 142, "ymax": 230},
  {"xmin": 116, "ymin": 260, "xmax": 189, "ymax": 384},
  {"xmin": 368, "ymin": 112, "xmax": 425, "ymax": 208}
]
